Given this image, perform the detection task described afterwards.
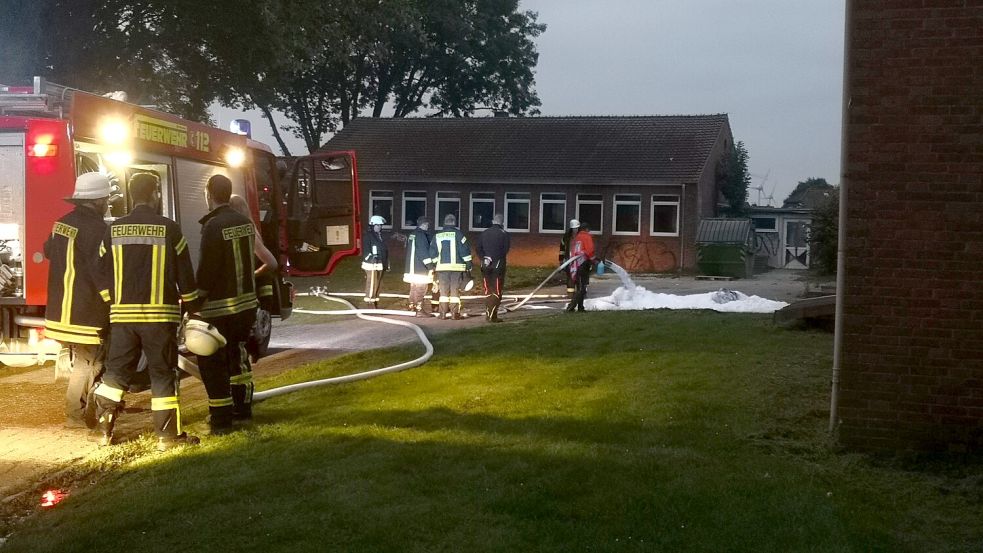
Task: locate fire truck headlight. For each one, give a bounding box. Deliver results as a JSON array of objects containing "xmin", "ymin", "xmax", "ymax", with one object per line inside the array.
[
  {"xmin": 98, "ymin": 119, "xmax": 130, "ymax": 146},
  {"xmin": 225, "ymin": 147, "xmax": 246, "ymax": 168}
]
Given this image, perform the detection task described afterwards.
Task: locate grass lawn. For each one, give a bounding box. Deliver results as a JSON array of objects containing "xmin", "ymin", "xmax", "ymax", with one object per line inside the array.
[{"xmin": 5, "ymin": 311, "xmax": 983, "ymax": 552}]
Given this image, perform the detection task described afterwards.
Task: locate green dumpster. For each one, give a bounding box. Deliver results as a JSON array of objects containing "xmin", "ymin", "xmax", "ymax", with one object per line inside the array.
[{"xmin": 696, "ymin": 218, "xmax": 754, "ymax": 278}]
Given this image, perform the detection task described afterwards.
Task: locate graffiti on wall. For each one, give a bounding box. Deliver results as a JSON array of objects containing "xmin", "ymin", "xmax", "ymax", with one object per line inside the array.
[{"xmin": 605, "ymin": 239, "xmax": 677, "ymax": 273}]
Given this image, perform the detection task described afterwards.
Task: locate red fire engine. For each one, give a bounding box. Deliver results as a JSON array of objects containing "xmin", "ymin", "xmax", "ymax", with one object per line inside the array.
[{"xmin": 0, "ymin": 77, "xmax": 361, "ymax": 369}]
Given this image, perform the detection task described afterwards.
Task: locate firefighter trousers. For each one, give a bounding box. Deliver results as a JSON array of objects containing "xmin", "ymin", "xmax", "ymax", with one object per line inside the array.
[
  {"xmin": 198, "ymin": 311, "xmax": 256, "ymax": 427},
  {"xmin": 437, "ymin": 271, "xmax": 463, "ymax": 317},
  {"xmin": 482, "ymin": 266, "xmax": 506, "ymax": 321},
  {"xmin": 363, "ymin": 269, "xmax": 384, "ymax": 305},
  {"xmin": 65, "ymin": 341, "xmax": 107, "ymax": 428},
  {"xmin": 567, "ymin": 263, "xmax": 592, "ymax": 312},
  {"xmin": 95, "ymin": 323, "xmax": 181, "ymax": 438},
  {"xmin": 408, "ymin": 282, "xmax": 431, "ymax": 313}
]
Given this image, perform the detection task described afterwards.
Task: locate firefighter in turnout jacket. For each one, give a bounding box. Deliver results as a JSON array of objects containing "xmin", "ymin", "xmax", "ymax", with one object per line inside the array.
[
  {"xmin": 559, "ymin": 219, "xmax": 580, "ymax": 298},
  {"xmin": 93, "ymin": 173, "xmax": 200, "ymax": 450},
  {"xmin": 403, "ymin": 216, "xmax": 434, "ymax": 317},
  {"xmin": 430, "ymin": 213, "xmax": 473, "ymax": 319},
  {"xmin": 195, "ymin": 175, "xmax": 259, "ymax": 433},
  {"xmin": 44, "ymin": 172, "xmax": 111, "ymax": 427},
  {"xmin": 362, "ymin": 215, "xmax": 389, "ymax": 308},
  {"xmin": 476, "ymin": 213, "xmax": 510, "ymax": 323},
  {"xmin": 567, "ymin": 222, "xmax": 597, "ymax": 313}
]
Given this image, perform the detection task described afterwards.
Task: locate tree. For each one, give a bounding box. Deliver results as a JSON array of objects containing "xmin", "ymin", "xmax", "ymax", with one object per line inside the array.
[
  {"xmin": 717, "ymin": 141, "xmax": 751, "ymax": 217},
  {"xmin": 808, "ymin": 190, "xmax": 839, "ymax": 275},
  {"xmin": 783, "ymin": 177, "xmax": 833, "ymax": 208}
]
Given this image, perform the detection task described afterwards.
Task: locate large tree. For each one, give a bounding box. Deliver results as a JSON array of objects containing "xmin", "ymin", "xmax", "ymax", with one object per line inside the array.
[
  {"xmin": 1, "ymin": 0, "xmax": 544, "ymax": 154},
  {"xmin": 716, "ymin": 141, "xmax": 751, "ymax": 217},
  {"xmin": 783, "ymin": 177, "xmax": 834, "ymax": 208}
]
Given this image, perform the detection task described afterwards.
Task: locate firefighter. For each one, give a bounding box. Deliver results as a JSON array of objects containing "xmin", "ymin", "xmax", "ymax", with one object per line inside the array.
[
  {"xmin": 93, "ymin": 173, "xmax": 200, "ymax": 450},
  {"xmin": 567, "ymin": 221, "xmax": 597, "ymax": 313},
  {"xmin": 430, "ymin": 213, "xmax": 473, "ymax": 320},
  {"xmin": 195, "ymin": 175, "xmax": 259, "ymax": 434},
  {"xmin": 229, "ymin": 194, "xmax": 278, "ymax": 362},
  {"xmin": 362, "ymin": 215, "xmax": 388, "ymax": 309},
  {"xmin": 559, "ymin": 219, "xmax": 580, "ymax": 298},
  {"xmin": 403, "ymin": 216, "xmax": 434, "ymax": 317},
  {"xmin": 44, "ymin": 172, "xmax": 111, "ymax": 428},
  {"xmin": 476, "ymin": 213, "xmax": 510, "ymax": 323}
]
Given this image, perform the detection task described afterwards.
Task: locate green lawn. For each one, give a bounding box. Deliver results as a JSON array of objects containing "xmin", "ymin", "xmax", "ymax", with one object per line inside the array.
[{"xmin": 5, "ymin": 311, "xmax": 983, "ymax": 552}]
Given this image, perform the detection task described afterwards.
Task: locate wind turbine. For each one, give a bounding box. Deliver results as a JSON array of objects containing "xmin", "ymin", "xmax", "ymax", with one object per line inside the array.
[{"xmin": 749, "ymin": 170, "xmax": 771, "ymax": 206}]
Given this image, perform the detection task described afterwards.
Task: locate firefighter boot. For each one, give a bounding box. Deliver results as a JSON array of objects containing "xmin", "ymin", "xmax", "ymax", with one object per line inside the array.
[
  {"xmin": 209, "ymin": 404, "xmax": 236, "ymax": 435},
  {"xmin": 93, "ymin": 397, "xmax": 121, "ymax": 447}
]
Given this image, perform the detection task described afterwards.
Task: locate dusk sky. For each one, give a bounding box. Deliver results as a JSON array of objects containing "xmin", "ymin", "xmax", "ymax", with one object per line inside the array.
[{"xmin": 215, "ymin": 1, "xmax": 846, "ymax": 204}]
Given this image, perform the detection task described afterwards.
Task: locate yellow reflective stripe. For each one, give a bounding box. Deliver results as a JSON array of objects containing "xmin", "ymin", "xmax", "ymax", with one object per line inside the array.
[
  {"xmin": 462, "ymin": 255, "xmax": 472, "ymax": 262},
  {"xmin": 100, "ymin": 289, "xmax": 111, "ymax": 302},
  {"xmin": 150, "ymin": 244, "xmax": 159, "ymax": 307},
  {"xmin": 113, "ymin": 244, "xmax": 123, "ymax": 303},
  {"xmin": 99, "ymin": 242, "xmax": 106, "ymax": 257},
  {"xmin": 230, "ymin": 373, "xmax": 252, "ymax": 385},
  {"xmin": 175, "ymin": 237, "xmax": 187, "ymax": 256},
  {"xmin": 439, "ymin": 296, "xmax": 449, "ymax": 302},
  {"xmin": 45, "ymin": 329, "xmax": 101, "ymax": 345},
  {"xmin": 45, "ymin": 320, "xmax": 101, "ymax": 334},
  {"xmin": 258, "ymin": 285, "xmax": 273, "ymax": 297},
  {"xmin": 110, "ymin": 303, "xmax": 181, "ymax": 312},
  {"xmin": 151, "ymin": 396, "xmax": 180, "ymax": 411},
  {"xmin": 61, "ymin": 235, "xmax": 75, "ymax": 324},
  {"xmin": 449, "ymin": 297, "xmax": 462, "ymax": 304},
  {"xmin": 232, "ymin": 238, "xmax": 244, "ymax": 296},
  {"xmin": 181, "ymin": 290, "xmax": 199, "ymax": 302},
  {"xmin": 109, "ymin": 314, "xmax": 182, "ymax": 323},
  {"xmin": 208, "ymin": 398, "xmax": 234, "ymax": 408},
  {"xmin": 94, "ymin": 383, "xmax": 125, "ymax": 403}
]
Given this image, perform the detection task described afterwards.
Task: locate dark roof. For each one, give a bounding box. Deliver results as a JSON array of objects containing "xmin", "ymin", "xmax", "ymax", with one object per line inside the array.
[
  {"xmin": 696, "ymin": 218, "xmax": 753, "ymax": 245},
  {"xmin": 321, "ymin": 115, "xmax": 730, "ymax": 185}
]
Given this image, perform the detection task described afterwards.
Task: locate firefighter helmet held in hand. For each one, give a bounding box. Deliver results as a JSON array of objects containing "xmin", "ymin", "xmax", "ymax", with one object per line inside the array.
[{"xmin": 184, "ymin": 319, "xmax": 227, "ymax": 355}]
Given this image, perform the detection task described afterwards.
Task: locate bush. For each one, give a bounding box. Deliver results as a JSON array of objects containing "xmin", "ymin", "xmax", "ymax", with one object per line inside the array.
[{"xmin": 809, "ymin": 192, "xmax": 838, "ymax": 274}]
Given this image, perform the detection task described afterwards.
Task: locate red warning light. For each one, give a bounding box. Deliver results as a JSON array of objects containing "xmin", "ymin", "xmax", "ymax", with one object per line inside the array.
[{"xmin": 40, "ymin": 489, "xmax": 66, "ymax": 507}]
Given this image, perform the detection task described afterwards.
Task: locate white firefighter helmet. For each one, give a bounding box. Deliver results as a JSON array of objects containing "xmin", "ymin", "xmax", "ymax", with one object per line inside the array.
[
  {"xmin": 569, "ymin": 218, "xmax": 581, "ymax": 229},
  {"xmin": 369, "ymin": 215, "xmax": 386, "ymax": 226},
  {"xmin": 184, "ymin": 319, "xmax": 227, "ymax": 356}
]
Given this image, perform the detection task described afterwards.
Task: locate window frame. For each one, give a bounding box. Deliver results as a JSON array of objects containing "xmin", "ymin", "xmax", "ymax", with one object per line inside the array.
[
  {"xmin": 436, "ymin": 191, "xmax": 462, "ymax": 229},
  {"xmin": 469, "ymin": 192, "xmax": 496, "ymax": 231},
  {"xmin": 575, "ymin": 193, "xmax": 604, "ymax": 235},
  {"xmin": 505, "ymin": 192, "xmax": 531, "ymax": 233},
  {"xmin": 539, "ymin": 192, "xmax": 566, "ymax": 234},
  {"xmin": 751, "ymin": 216, "xmax": 778, "ymax": 233},
  {"xmin": 369, "ymin": 189, "xmax": 394, "ymax": 229},
  {"xmin": 612, "ymin": 193, "xmax": 642, "ymax": 236},
  {"xmin": 649, "ymin": 194, "xmax": 680, "ymax": 237},
  {"xmin": 401, "ymin": 190, "xmax": 428, "ymax": 230}
]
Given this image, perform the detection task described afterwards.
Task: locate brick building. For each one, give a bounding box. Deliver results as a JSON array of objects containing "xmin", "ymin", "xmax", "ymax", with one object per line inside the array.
[
  {"xmin": 320, "ymin": 115, "xmax": 734, "ymax": 272},
  {"xmin": 837, "ymin": 1, "xmax": 983, "ymax": 451}
]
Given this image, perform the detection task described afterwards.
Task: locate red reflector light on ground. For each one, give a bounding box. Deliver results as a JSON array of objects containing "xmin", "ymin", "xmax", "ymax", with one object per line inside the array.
[{"xmin": 40, "ymin": 489, "xmax": 66, "ymax": 507}]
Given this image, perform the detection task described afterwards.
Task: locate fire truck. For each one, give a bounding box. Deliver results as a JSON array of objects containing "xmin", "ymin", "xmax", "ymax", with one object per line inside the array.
[{"xmin": 0, "ymin": 77, "xmax": 361, "ymax": 371}]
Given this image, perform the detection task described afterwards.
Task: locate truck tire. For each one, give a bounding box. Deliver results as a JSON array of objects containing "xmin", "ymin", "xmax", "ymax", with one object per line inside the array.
[{"xmin": 247, "ymin": 308, "xmax": 272, "ymax": 362}]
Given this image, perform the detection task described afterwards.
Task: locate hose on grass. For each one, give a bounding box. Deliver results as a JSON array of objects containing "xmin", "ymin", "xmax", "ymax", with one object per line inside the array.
[{"xmin": 252, "ymin": 288, "xmax": 434, "ymax": 402}]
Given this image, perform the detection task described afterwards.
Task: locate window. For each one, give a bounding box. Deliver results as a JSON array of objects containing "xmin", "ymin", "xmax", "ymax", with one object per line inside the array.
[
  {"xmin": 539, "ymin": 193, "xmax": 566, "ymax": 233},
  {"xmin": 505, "ymin": 192, "xmax": 530, "ymax": 232},
  {"xmin": 369, "ymin": 190, "xmax": 394, "ymax": 228},
  {"xmin": 470, "ymin": 192, "xmax": 495, "ymax": 231},
  {"xmin": 613, "ymin": 194, "xmax": 641, "ymax": 235},
  {"xmin": 650, "ymin": 194, "xmax": 680, "ymax": 236},
  {"xmin": 752, "ymin": 216, "xmax": 777, "ymax": 232},
  {"xmin": 576, "ymin": 193, "xmax": 603, "ymax": 234},
  {"xmin": 437, "ymin": 192, "xmax": 461, "ymax": 228},
  {"xmin": 402, "ymin": 191, "xmax": 427, "ymax": 229}
]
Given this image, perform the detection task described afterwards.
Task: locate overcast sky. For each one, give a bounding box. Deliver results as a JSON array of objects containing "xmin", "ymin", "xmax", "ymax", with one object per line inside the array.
[{"xmin": 214, "ymin": 0, "xmax": 845, "ymax": 205}]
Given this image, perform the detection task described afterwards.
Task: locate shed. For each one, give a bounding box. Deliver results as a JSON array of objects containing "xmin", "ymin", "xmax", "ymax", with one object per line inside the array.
[{"xmin": 695, "ymin": 218, "xmax": 754, "ymax": 278}]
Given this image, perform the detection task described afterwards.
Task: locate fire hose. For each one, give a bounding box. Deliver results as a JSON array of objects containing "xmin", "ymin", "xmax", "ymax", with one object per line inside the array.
[{"xmin": 251, "ymin": 287, "xmax": 434, "ymax": 402}]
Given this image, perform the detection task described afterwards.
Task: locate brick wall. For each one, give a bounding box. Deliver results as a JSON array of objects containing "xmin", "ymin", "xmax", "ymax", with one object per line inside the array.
[{"xmin": 839, "ymin": 0, "xmax": 983, "ymax": 451}]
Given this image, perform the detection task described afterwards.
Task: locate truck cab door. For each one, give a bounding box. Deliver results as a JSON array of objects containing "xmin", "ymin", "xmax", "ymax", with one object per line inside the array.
[{"xmin": 282, "ymin": 151, "xmax": 360, "ymax": 275}]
